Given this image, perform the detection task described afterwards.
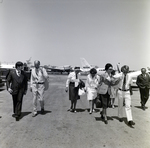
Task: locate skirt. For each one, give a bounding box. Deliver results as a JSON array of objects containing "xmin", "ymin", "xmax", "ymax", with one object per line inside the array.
[
  {"xmin": 87, "ymin": 89, "xmax": 97, "ymax": 101},
  {"xmin": 69, "ymin": 82, "xmax": 80, "ymax": 101},
  {"xmin": 100, "ymin": 91, "xmax": 110, "ymax": 108}
]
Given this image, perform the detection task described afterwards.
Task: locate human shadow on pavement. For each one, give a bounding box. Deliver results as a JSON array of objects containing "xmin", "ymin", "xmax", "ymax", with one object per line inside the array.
[
  {"xmin": 134, "ymin": 106, "xmax": 148, "ymax": 110},
  {"xmin": 95, "ymin": 116, "xmax": 113, "ymax": 122},
  {"xmin": 19, "ymin": 111, "xmax": 32, "ymax": 119},
  {"xmin": 37, "ymin": 110, "xmax": 52, "ymax": 115},
  {"xmin": 86, "ymin": 108, "xmax": 100, "ymax": 113},
  {"xmin": 76, "ymin": 108, "xmax": 86, "ymax": 112},
  {"xmin": 111, "ymin": 116, "xmax": 134, "ymax": 128}
]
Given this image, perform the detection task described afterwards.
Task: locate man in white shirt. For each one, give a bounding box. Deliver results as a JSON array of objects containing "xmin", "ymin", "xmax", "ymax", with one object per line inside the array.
[
  {"xmin": 30, "ymin": 60, "xmax": 48, "ymax": 117},
  {"xmin": 114, "ymin": 65, "xmax": 135, "ymax": 127}
]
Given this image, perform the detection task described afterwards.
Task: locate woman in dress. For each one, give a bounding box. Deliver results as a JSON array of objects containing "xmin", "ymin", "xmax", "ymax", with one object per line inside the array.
[
  {"xmin": 110, "ymin": 70, "xmax": 119, "ymax": 109},
  {"xmin": 86, "ymin": 68, "xmax": 100, "ymax": 114},
  {"xmin": 98, "ymin": 63, "xmax": 113, "ymax": 124},
  {"xmin": 65, "ymin": 67, "xmax": 81, "ymax": 113}
]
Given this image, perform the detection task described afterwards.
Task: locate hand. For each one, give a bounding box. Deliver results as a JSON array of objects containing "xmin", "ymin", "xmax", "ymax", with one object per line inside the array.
[
  {"xmin": 30, "ymin": 87, "xmax": 32, "ymax": 92},
  {"xmin": 65, "ymin": 87, "xmax": 68, "ymax": 92},
  {"xmin": 24, "ymin": 91, "xmax": 27, "ymax": 95},
  {"xmin": 8, "ymin": 88, "xmax": 13, "ymax": 94},
  {"xmin": 130, "ymin": 91, "xmax": 133, "ymax": 95}
]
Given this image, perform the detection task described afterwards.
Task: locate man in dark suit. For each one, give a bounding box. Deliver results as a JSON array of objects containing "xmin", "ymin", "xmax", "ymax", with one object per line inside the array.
[
  {"xmin": 6, "ymin": 61, "xmax": 28, "ymax": 121},
  {"xmin": 136, "ymin": 68, "xmax": 150, "ymax": 110}
]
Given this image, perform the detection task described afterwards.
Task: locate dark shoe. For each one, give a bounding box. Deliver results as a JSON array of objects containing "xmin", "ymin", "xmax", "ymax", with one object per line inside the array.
[
  {"xmin": 119, "ymin": 118, "xmax": 123, "ymax": 122},
  {"xmin": 15, "ymin": 116, "xmax": 20, "ymax": 121},
  {"xmin": 143, "ymin": 106, "xmax": 145, "ymax": 111},
  {"xmin": 128, "ymin": 121, "xmax": 135, "ymax": 127},
  {"xmin": 41, "ymin": 108, "xmax": 45, "ymax": 114},
  {"xmin": 70, "ymin": 109, "xmax": 74, "ymax": 112},
  {"xmin": 130, "ymin": 121, "xmax": 135, "ymax": 125},
  {"xmin": 12, "ymin": 114, "xmax": 17, "ymax": 118},
  {"xmin": 0, "ymin": 116, "xmax": 1, "ymax": 118},
  {"xmin": 100, "ymin": 111, "xmax": 104, "ymax": 119}
]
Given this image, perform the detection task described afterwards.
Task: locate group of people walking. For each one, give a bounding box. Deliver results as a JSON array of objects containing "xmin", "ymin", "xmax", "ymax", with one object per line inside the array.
[
  {"xmin": 66, "ymin": 63, "xmax": 150, "ymax": 128},
  {"xmin": 5, "ymin": 60, "xmax": 150, "ymax": 128}
]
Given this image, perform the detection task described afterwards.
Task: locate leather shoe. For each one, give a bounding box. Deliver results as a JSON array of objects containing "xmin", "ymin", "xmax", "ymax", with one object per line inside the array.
[
  {"xmin": 41, "ymin": 108, "xmax": 45, "ymax": 114},
  {"xmin": 12, "ymin": 114, "xmax": 17, "ymax": 118},
  {"xmin": 100, "ymin": 111, "xmax": 104, "ymax": 119},
  {"xmin": 15, "ymin": 116, "xmax": 20, "ymax": 121},
  {"xmin": 128, "ymin": 121, "xmax": 135, "ymax": 127},
  {"xmin": 119, "ymin": 118, "xmax": 123, "ymax": 122}
]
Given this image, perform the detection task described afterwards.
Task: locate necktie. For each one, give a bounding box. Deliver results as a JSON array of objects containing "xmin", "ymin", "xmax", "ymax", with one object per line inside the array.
[
  {"xmin": 18, "ymin": 71, "xmax": 21, "ymax": 77},
  {"xmin": 76, "ymin": 73, "xmax": 78, "ymax": 79},
  {"xmin": 122, "ymin": 74, "xmax": 126, "ymax": 90}
]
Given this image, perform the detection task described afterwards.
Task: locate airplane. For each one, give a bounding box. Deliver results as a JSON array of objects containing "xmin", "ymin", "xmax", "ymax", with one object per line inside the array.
[
  {"xmin": 116, "ymin": 64, "xmax": 150, "ymax": 87},
  {"xmin": 128, "ymin": 67, "xmax": 150, "ymax": 87},
  {"xmin": 80, "ymin": 58, "xmax": 105, "ymax": 75},
  {"xmin": 0, "ymin": 58, "xmax": 32, "ymax": 81},
  {"xmin": 26, "ymin": 57, "xmax": 32, "ymax": 69},
  {"xmin": 48, "ymin": 65, "xmax": 73, "ymax": 74}
]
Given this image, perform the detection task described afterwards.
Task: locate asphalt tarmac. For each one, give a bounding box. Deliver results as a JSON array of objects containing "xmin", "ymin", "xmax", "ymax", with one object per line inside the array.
[{"xmin": 0, "ymin": 75, "xmax": 150, "ymax": 148}]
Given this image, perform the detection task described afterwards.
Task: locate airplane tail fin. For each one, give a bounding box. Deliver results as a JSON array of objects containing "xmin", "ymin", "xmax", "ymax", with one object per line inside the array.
[{"xmin": 80, "ymin": 58, "xmax": 91, "ymax": 68}]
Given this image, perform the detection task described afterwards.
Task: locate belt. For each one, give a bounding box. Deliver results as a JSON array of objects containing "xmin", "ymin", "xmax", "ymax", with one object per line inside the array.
[
  {"xmin": 119, "ymin": 88, "xmax": 129, "ymax": 91},
  {"xmin": 33, "ymin": 82, "xmax": 44, "ymax": 84},
  {"xmin": 70, "ymin": 82, "xmax": 75, "ymax": 85}
]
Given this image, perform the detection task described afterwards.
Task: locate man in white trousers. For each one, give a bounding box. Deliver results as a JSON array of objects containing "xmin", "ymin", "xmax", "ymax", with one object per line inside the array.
[
  {"xmin": 114, "ymin": 65, "xmax": 135, "ymax": 128},
  {"xmin": 30, "ymin": 60, "xmax": 48, "ymax": 117}
]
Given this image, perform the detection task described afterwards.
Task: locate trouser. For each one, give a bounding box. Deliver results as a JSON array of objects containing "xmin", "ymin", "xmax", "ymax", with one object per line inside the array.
[
  {"xmin": 118, "ymin": 90, "xmax": 133, "ymax": 122},
  {"xmin": 12, "ymin": 91, "xmax": 24, "ymax": 116},
  {"xmin": 32, "ymin": 85, "xmax": 45, "ymax": 114},
  {"xmin": 139, "ymin": 88, "xmax": 149, "ymax": 106}
]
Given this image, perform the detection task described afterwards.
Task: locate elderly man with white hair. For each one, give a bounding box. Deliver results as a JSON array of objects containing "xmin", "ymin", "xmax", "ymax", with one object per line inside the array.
[{"xmin": 30, "ymin": 60, "xmax": 48, "ymax": 117}]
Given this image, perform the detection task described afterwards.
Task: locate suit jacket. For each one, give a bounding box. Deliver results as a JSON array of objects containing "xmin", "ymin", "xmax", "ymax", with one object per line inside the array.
[
  {"xmin": 98, "ymin": 72, "xmax": 111, "ymax": 95},
  {"xmin": 6, "ymin": 69, "xmax": 28, "ymax": 95},
  {"xmin": 136, "ymin": 73, "xmax": 150, "ymax": 89}
]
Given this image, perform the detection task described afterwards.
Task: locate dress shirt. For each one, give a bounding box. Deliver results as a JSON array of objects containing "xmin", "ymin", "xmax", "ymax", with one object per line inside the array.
[
  {"xmin": 30, "ymin": 67, "xmax": 48, "ymax": 87},
  {"xmin": 113, "ymin": 72, "xmax": 132, "ymax": 90},
  {"xmin": 66, "ymin": 72, "xmax": 80, "ymax": 87},
  {"xmin": 16, "ymin": 69, "xmax": 21, "ymax": 77}
]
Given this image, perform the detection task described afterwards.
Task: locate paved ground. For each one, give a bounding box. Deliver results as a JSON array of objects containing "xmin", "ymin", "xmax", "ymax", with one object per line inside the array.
[{"xmin": 0, "ymin": 75, "xmax": 150, "ymax": 148}]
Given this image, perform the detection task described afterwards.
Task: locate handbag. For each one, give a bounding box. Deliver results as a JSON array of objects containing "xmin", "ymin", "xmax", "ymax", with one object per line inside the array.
[
  {"xmin": 78, "ymin": 88, "xmax": 86, "ymax": 96},
  {"xmin": 79, "ymin": 79, "xmax": 85, "ymax": 89},
  {"xmin": 95, "ymin": 94, "xmax": 102, "ymax": 108}
]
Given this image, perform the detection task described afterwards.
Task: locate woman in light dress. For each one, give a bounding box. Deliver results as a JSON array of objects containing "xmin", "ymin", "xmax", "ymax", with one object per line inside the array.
[{"xmin": 86, "ymin": 68, "xmax": 100, "ymax": 114}]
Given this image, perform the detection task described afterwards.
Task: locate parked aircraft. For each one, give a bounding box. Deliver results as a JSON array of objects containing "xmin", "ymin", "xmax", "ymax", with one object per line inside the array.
[
  {"xmin": 0, "ymin": 59, "xmax": 31, "ymax": 81},
  {"xmin": 80, "ymin": 58, "xmax": 105, "ymax": 75},
  {"xmin": 49, "ymin": 65, "xmax": 73, "ymax": 74},
  {"xmin": 116, "ymin": 64, "xmax": 150, "ymax": 87}
]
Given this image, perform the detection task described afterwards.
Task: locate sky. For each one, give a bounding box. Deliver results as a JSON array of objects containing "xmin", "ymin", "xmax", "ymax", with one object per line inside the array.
[{"xmin": 0, "ymin": 0, "xmax": 150, "ymax": 70}]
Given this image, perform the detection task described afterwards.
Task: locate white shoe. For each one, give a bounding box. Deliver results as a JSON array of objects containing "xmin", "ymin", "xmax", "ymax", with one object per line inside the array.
[{"xmin": 32, "ymin": 113, "xmax": 37, "ymax": 117}]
